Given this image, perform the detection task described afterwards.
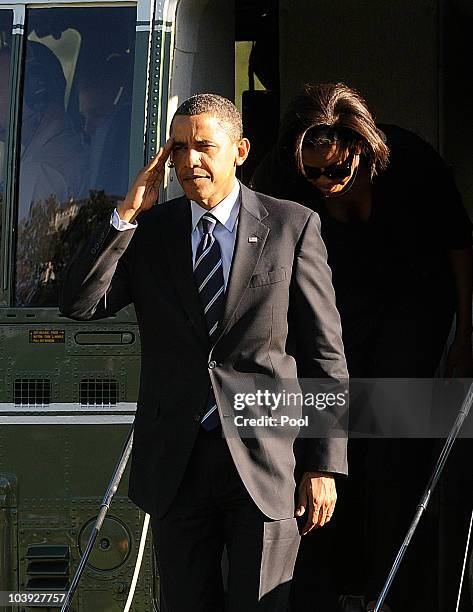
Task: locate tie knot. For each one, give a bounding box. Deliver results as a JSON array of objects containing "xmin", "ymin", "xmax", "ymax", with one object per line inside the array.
[{"xmin": 201, "ymin": 213, "xmax": 217, "ymax": 235}]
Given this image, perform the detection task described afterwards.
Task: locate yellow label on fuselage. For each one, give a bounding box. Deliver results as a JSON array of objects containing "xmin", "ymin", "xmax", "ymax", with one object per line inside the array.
[{"xmin": 29, "ymin": 329, "xmax": 65, "ymax": 344}]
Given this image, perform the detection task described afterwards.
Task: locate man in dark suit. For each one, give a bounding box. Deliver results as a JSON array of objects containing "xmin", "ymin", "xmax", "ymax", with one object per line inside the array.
[{"xmin": 60, "ymin": 94, "xmax": 348, "ymax": 611}]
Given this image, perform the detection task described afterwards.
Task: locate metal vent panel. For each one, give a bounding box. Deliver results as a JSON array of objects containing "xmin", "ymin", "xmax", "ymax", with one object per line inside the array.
[
  {"xmin": 27, "ymin": 561, "xmax": 69, "ymax": 576},
  {"xmin": 80, "ymin": 379, "xmax": 118, "ymax": 406},
  {"xmin": 25, "ymin": 545, "xmax": 70, "ymax": 592},
  {"xmin": 26, "ymin": 577, "xmax": 69, "ymax": 591},
  {"xmin": 14, "ymin": 379, "xmax": 51, "ymax": 406},
  {"xmin": 26, "ymin": 545, "xmax": 69, "ymax": 560}
]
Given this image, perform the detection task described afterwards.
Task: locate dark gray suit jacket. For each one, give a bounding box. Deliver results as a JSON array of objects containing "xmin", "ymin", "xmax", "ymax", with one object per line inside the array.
[{"xmin": 60, "ymin": 183, "xmax": 348, "ymax": 519}]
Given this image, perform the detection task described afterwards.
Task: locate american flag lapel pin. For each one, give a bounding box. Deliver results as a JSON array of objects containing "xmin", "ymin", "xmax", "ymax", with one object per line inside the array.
[{"xmin": 248, "ymin": 236, "xmax": 258, "ymax": 243}]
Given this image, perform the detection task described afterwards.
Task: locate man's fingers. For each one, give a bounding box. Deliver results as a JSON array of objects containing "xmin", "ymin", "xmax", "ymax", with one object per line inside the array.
[
  {"xmin": 317, "ymin": 503, "xmax": 328, "ymax": 527},
  {"xmin": 297, "ymin": 473, "xmax": 337, "ymax": 534},
  {"xmin": 301, "ymin": 500, "xmax": 319, "ymax": 535},
  {"xmin": 323, "ymin": 486, "xmax": 337, "ymax": 526},
  {"xmin": 149, "ymin": 138, "xmax": 174, "ymax": 168},
  {"xmin": 295, "ymin": 486, "xmax": 307, "ymax": 518},
  {"xmin": 297, "ymin": 478, "xmax": 317, "ymax": 534},
  {"xmin": 322, "ymin": 488, "xmax": 337, "ymax": 525},
  {"xmin": 143, "ymin": 151, "xmax": 170, "ymax": 199},
  {"xmin": 142, "ymin": 182, "xmax": 161, "ymax": 210},
  {"xmin": 145, "ymin": 166, "xmax": 164, "ymax": 192},
  {"xmin": 162, "ymin": 136, "xmax": 174, "ymax": 157},
  {"xmin": 311, "ymin": 496, "xmax": 334, "ymax": 529},
  {"xmin": 301, "ymin": 482, "xmax": 318, "ymax": 535},
  {"xmin": 325, "ymin": 499, "xmax": 336, "ymax": 524},
  {"xmin": 330, "ymin": 491, "xmax": 337, "ymax": 515},
  {"xmin": 145, "ymin": 157, "xmax": 165, "ymax": 180}
]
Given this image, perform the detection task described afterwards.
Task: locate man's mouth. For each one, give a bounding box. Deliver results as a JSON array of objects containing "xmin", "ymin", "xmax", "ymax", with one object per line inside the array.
[{"xmin": 185, "ymin": 175, "xmax": 210, "ymax": 181}]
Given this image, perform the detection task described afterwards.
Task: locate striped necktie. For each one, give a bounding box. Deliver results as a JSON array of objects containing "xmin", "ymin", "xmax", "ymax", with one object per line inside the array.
[{"xmin": 194, "ymin": 213, "xmax": 225, "ymax": 430}]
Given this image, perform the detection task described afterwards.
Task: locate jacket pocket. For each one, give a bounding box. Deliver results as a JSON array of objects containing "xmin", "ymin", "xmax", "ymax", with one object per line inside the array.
[
  {"xmin": 250, "ymin": 267, "xmax": 286, "ymax": 288},
  {"xmin": 259, "ymin": 517, "xmax": 301, "ymax": 600}
]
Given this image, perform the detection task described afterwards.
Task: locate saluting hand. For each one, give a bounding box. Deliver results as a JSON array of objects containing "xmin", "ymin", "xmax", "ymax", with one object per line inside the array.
[
  {"xmin": 295, "ymin": 471, "xmax": 337, "ymax": 535},
  {"xmin": 117, "ymin": 138, "xmax": 174, "ymax": 223}
]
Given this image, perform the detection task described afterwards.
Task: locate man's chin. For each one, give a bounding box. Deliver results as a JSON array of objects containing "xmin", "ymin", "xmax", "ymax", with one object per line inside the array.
[{"xmin": 181, "ymin": 182, "xmax": 211, "ymax": 204}]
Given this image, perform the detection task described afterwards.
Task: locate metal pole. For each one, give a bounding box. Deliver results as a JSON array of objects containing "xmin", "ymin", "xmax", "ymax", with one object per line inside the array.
[
  {"xmin": 61, "ymin": 427, "xmax": 134, "ymax": 612},
  {"xmin": 123, "ymin": 513, "xmax": 150, "ymax": 612},
  {"xmin": 373, "ymin": 382, "xmax": 473, "ymax": 612},
  {"xmin": 455, "ymin": 507, "xmax": 473, "ymax": 612}
]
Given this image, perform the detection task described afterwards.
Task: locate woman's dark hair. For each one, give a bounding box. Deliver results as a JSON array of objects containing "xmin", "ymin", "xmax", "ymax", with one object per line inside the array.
[{"xmin": 278, "ymin": 83, "xmax": 389, "ymax": 179}]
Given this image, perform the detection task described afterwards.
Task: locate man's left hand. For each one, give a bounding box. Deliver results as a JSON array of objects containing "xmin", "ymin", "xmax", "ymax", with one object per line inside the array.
[{"xmin": 295, "ymin": 471, "xmax": 337, "ymax": 535}]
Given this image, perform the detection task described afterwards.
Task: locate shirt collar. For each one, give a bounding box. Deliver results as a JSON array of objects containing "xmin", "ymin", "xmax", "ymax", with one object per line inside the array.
[{"xmin": 191, "ymin": 179, "xmax": 240, "ymax": 233}]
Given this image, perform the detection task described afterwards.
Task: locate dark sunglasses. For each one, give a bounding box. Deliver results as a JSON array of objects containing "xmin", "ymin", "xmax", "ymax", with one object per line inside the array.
[{"xmin": 303, "ymin": 152, "xmax": 354, "ymax": 181}]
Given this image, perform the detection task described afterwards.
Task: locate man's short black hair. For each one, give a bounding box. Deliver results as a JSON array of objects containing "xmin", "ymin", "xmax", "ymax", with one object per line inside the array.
[{"xmin": 173, "ymin": 93, "xmax": 243, "ymax": 141}]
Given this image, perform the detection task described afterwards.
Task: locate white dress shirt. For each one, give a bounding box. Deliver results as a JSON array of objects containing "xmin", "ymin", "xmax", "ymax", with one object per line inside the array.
[{"xmin": 111, "ymin": 179, "xmax": 241, "ymax": 290}]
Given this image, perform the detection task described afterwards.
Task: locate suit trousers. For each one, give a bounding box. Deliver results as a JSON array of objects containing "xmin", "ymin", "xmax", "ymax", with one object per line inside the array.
[{"xmin": 151, "ymin": 427, "xmax": 301, "ymax": 612}]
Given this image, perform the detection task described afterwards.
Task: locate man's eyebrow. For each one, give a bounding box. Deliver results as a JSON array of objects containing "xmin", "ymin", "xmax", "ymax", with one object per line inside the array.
[{"xmin": 172, "ymin": 138, "xmax": 216, "ymax": 147}]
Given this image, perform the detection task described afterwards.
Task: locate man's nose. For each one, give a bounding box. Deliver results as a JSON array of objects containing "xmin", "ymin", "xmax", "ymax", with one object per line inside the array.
[{"xmin": 184, "ymin": 147, "xmax": 201, "ymax": 167}]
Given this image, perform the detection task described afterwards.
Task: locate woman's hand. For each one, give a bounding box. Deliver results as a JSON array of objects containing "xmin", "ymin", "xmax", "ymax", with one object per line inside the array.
[{"xmin": 117, "ymin": 138, "xmax": 174, "ymax": 223}]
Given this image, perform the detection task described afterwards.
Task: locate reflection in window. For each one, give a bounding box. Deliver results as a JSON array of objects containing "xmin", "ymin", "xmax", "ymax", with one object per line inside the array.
[
  {"xmin": 29, "ymin": 28, "xmax": 81, "ymax": 109},
  {"xmin": 0, "ymin": 10, "xmax": 13, "ymax": 246},
  {"xmin": 15, "ymin": 7, "xmax": 136, "ymax": 307}
]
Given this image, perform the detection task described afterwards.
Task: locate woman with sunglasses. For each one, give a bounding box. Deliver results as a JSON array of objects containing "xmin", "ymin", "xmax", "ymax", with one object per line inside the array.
[{"xmin": 251, "ymin": 83, "xmax": 473, "ymax": 611}]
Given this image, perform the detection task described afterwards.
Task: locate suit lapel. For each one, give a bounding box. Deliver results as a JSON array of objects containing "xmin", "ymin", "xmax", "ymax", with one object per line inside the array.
[
  {"xmin": 160, "ymin": 197, "xmax": 209, "ymax": 349},
  {"xmin": 214, "ymin": 184, "xmax": 270, "ymax": 344}
]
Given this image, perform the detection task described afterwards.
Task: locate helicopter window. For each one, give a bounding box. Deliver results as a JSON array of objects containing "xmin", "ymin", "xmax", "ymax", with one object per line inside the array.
[
  {"xmin": 14, "ymin": 6, "xmax": 136, "ymax": 307},
  {"xmin": 0, "ymin": 10, "xmax": 13, "ymax": 237}
]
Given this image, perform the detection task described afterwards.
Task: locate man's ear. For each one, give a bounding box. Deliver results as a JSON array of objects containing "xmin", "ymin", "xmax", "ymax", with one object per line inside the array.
[{"xmin": 235, "ymin": 137, "xmax": 250, "ymax": 166}]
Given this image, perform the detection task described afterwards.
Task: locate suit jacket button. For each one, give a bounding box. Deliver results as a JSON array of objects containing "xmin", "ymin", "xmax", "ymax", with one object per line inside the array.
[{"xmin": 208, "ymin": 360, "xmax": 217, "ymax": 369}]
